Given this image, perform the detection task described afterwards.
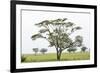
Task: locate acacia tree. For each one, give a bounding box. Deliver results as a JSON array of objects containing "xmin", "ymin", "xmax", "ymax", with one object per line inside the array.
[
  {"xmin": 74, "ymin": 35, "xmax": 83, "ymax": 47},
  {"xmin": 81, "ymin": 46, "xmax": 87, "ymax": 52},
  {"xmin": 33, "ymin": 48, "xmax": 39, "ymax": 55},
  {"xmin": 31, "ymin": 18, "xmax": 83, "ymax": 60},
  {"xmin": 67, "ymin": 47, "xmax": 77, "ymax": 53},
  {"xmin": 40, "ymin": 48, "xmax": 48, "ymax": 54}
]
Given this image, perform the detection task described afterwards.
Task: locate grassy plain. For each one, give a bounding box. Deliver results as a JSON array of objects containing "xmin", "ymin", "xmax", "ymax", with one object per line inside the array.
[{"xmin": 22, "ymin": 52, "xmax": 90, "ymax": 63}]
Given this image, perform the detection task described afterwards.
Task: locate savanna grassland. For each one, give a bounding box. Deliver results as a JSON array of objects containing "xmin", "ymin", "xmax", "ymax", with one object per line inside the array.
[{"xmin": 21, "ymin": 52, "xmax": 90, "ymax": 63}]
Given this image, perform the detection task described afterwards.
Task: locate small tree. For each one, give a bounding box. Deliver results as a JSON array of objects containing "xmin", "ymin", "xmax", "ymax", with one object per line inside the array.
[
  {"xmin": 33, "ymin": 48, "xmax": 39, "ymax": 55},
  {"xmin": 81, "ymin": 46, "xmax": 87, "ymax": 52},
  {"xmin": 74, "ymin": 35, "xmax": 83, "ymax": 47},
  {"xmin": 40, "ymin": 48, "xmax": 47, "ymax": 54},
  {"xmin": 67, "ymin": 48, "xmax": 72, "ymax": 53},
  {"xmin": 73, "ymin": 48, "xmax": 77, "ymax": 52},
  {"xmin": 67, "ymin": 47, "xmax": 77, "ymax": 53}
]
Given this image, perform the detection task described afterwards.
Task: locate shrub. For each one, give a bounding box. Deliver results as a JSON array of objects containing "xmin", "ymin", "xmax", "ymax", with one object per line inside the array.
[{"xmin": 21, "ymin": 56, "xmax": 26, "ymax": 62}]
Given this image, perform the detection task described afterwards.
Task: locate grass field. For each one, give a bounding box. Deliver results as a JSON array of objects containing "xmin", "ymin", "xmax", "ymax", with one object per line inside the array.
[{"xmin": 21, "ymin": 52, "xmax": 90, "ymax": 63}]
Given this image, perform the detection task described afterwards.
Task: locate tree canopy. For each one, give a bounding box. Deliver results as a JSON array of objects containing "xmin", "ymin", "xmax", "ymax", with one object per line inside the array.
[
  {"xmin": 32, "ymin": 48, "xmax": 39, "ymax": 55},
  {"xmin": 31, "ymin": 18, "xmax": 83, "ymax": 60},
  {"xmin": 40, "ymin": 48, "xmax": 48, "ymax": 54}
]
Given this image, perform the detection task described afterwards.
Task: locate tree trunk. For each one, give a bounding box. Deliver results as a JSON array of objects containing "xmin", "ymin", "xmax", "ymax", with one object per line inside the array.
[
  {"xmin": 56, "ymin": 48, "xmax": 59, "ymax": 60},
  {"xmin": 43, "ymin": 52, "xmax": 45, "ymax": 55},
  {"xmin": 57, "ymin": 50, "xmax": 62, "ymax": 61},
  {"xmin": 35, "ymin": 52, "xmax": 36, "ymax": 56}
]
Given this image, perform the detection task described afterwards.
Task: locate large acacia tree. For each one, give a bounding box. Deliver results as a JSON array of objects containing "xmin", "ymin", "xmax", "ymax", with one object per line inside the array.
[{"xmin": 31, "ymin": 18, "xmax": 83, "ymax": 60}]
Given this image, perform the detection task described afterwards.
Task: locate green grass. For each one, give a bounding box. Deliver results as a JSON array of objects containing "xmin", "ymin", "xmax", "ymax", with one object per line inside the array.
[{"xmin": 22, "ymin": 52, "xmax": 90, "ymax": 63}]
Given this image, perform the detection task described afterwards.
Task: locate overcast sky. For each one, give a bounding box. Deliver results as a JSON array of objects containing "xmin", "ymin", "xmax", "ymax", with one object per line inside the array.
[{"xmin": 21, "ymin": 10, "xmax": 90, "ymax": 54}]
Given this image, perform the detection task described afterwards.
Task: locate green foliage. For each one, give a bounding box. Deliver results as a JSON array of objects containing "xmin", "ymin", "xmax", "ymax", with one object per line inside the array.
[
  {"xmin": 31, "ymin": 18, "xmax": 82, "ymax": 60},
  {"xmin": 32, "ymin": 48, "xmax": 39, "ymax": 55},
  {"xmin": 74, "ymin": 35, "xmax": 83, "ymax": 47},
  {"xmin": 40, "ymin": 48, "xmax": 48, "ymax": 54},
  {"xmin": 21, "ymin": 56, "xmax": 26, "ymax": 62},
  {"xmin": 39, "ymin": 29, "xmax": 49, "ymax": 33},
  {"xmin": 67, "ymin": 47, "xmax": 77, "ymax": 53},
  {"xmin": 66, "ymin": 22, "xmax": 74, "ymax": 27},
  {"xmin": 31, "ymin": 34, "xmax": 43, "ymax": 40},
  {"xmin": 81, "ymin": 46, "xmax": 87, "ymax": 52}
]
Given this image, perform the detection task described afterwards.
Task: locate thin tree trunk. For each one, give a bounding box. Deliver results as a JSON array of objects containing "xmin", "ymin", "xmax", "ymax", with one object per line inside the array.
[
  {"xmin": 35, "ymin": 52, "xmax": 36, "ymax": 56},
  {"xmin": 58, "ymin": 54, "xmax": 60, "ymax": 61},
  {"xmin": 56, "ymin": 48, "xmax": 59, "ymax": 60},
  {"xmin": 59, "ymin": 51, "xmax": 62, "ymax": 60},
  {"xmin": 43, "ymin": 52, "xmax": 45, "ymax": 55},
  {"xmin": 57, "ymin": 49, "xmax": 62, "ymax": 61}
]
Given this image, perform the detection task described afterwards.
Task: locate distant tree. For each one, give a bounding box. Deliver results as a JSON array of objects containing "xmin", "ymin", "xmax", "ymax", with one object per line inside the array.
[
  {"xmin": 67, "ymin": 47, "xmax": 77, "ymax": 53},
  {"xmin": 33, "ymin": 48, "xmax": 39, "ymax": 55},
  {"xmin": 74, "ymin": 35, "xmax": 83, "ymax": 47},
  {"xmin": 81, "ymin": 46, "xmax": 87, "ymax": 52},
  {"xmin": 40, "ymin": 48, "xmax": 48, "ymax": 54}
]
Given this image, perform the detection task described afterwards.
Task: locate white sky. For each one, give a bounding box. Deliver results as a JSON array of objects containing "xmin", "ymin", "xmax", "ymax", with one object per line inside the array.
[{"xmin": 22, "ymin": 10, "xmax": 91, "ymax": 54}]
